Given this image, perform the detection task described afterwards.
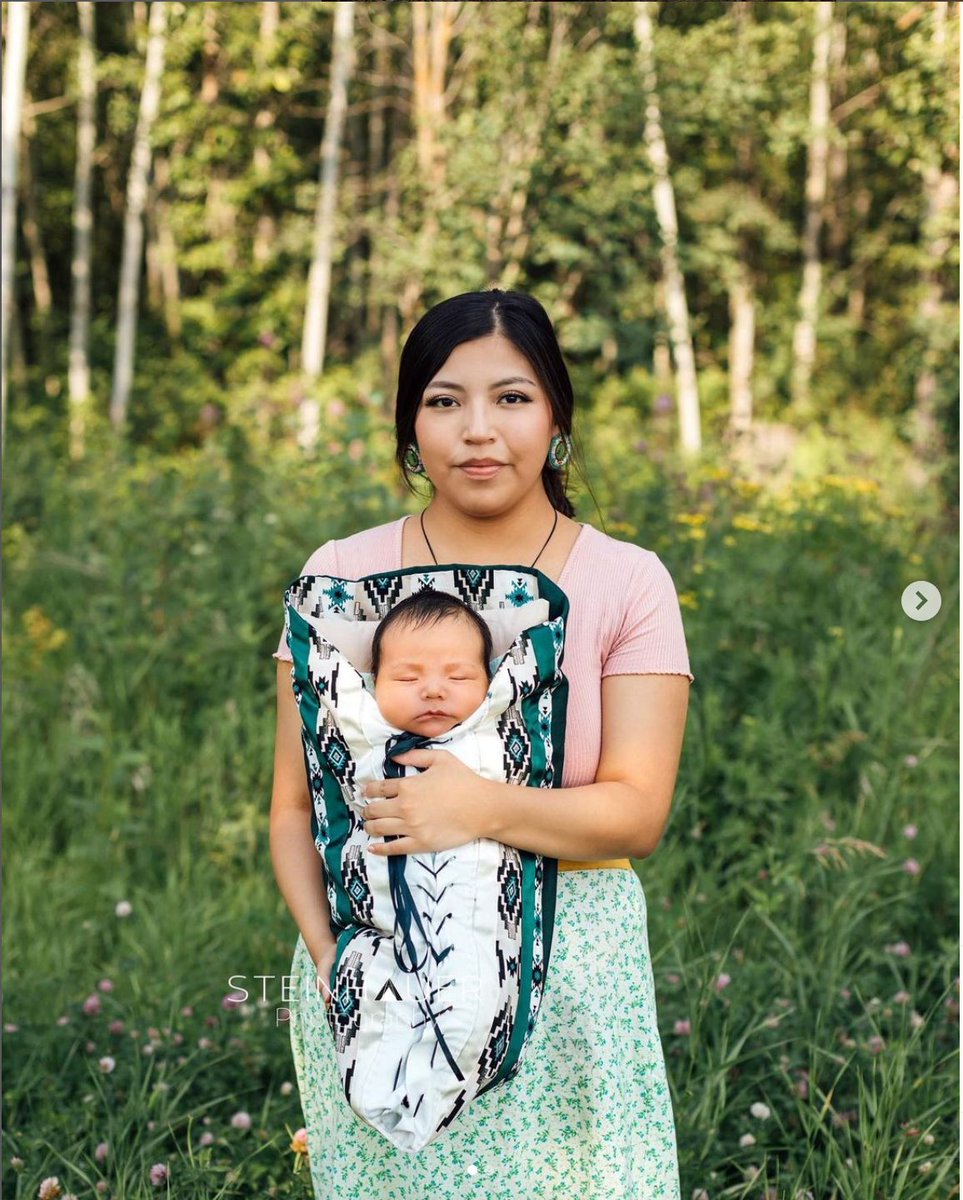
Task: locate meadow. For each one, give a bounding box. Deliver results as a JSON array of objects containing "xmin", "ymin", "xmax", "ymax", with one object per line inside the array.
[{"xmin": 2, "ymin": 402, "xmax": 958, "ymax": 1199}]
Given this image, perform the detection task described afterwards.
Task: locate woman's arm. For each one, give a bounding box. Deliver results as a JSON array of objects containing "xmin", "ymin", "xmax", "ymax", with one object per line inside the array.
[
  {"xmin": 270, "ymin": 660, "xmax": 338, "ymax": 970},
  {"xmin": 481, "ymin": 674, "xmax": 691, "ymax": 861}
]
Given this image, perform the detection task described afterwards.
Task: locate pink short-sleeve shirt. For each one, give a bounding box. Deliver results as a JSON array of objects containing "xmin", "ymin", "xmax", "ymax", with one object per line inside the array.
[{"xmin": 274, "ymin": 516, "xmax": 694, "ymax": 789}]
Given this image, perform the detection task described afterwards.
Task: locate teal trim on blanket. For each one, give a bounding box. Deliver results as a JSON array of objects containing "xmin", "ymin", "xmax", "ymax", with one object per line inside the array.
[{"xmin": 280, "ymin": 558, "xmax": 572, "ymax": 1135}]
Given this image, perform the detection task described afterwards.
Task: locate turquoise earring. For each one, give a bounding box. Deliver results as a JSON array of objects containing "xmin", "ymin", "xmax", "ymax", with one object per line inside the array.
[
  {"xmin": 404, "ymin": 443, "xmax": 426, "ymax": 475},
  {"xmin": 547, "ymin": 433, "xmax": 572, "ymax": 470}
]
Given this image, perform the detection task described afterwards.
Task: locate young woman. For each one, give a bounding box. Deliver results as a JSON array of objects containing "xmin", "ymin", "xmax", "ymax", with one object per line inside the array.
[{"xmin": 271, "ymin": 288, "xmax": 694, "ymax": 1198}]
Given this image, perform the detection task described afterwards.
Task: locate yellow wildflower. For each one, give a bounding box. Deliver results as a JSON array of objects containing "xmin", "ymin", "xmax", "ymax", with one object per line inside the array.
[
  {"xmin": 22, "ymin": 606, "xmax": 69, "ymax": 654},
  {"xmin": 678, "ymin": 592, "xmax": 699, "ymax": 610},
  {"xmin": 675, "ymin": 513, "xmax": 708, "ymax": 526}
]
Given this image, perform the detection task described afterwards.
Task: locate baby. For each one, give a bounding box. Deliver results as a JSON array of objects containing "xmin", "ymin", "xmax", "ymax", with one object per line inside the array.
[{"xmin": 370, "ymin": 589, "xmax": 494, "ymax": 735}]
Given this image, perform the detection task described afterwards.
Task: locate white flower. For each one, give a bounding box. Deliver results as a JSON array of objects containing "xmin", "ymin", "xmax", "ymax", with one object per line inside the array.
[
  {"xmin": 739, "ymin": 1132, "xmax": 756, "ymax": 1147},
  {"xmin": 750, "ymin": 1101, "xmax": 771, "ymax": 1120}
]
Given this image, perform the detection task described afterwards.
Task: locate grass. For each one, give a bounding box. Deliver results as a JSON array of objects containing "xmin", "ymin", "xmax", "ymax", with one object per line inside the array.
[{"xmin": 2, "ymin": 410, "xmax": 958, "ymax": 1198}]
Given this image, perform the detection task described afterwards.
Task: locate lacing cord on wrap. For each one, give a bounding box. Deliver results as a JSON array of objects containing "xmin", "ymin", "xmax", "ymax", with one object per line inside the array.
[{"xmin": 381, "ymin": 730, "xmax": 464, "ymax": 1082}]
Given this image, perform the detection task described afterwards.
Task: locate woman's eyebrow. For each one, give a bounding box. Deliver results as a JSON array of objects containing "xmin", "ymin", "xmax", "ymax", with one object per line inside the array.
[{"xmin": 425, "ymin": 376, "xmax": 535, "ymax": 391}]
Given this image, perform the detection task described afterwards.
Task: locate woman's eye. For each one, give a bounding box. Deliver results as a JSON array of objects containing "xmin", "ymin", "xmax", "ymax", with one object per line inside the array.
[{"xmin": 423, "ymin": 392, "xmax": 530, "ymax": 407}]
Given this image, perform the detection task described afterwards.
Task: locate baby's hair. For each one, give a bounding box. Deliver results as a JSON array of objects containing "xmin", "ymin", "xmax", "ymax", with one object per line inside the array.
[{"xmin": 371, "ymin": 589, "xmax": 494, "ymax": 684}]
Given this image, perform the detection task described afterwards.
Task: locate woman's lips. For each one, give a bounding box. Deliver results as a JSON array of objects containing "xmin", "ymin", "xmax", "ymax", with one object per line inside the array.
[{"xmin": 459, "ymin": 464, "xmax": 503, "ymax": 479}]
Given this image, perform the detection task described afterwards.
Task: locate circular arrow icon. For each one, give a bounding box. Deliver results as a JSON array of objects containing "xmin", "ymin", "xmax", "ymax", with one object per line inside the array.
[{"xmin": 900, "ymin": 580, "xmax": 942, "ymax": 622}]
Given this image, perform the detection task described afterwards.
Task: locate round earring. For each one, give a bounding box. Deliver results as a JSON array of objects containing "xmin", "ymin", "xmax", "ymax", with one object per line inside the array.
[
  {"xmin": 547, "ymin": 432, "xmax": 572, "ymax": 470},
  {"xmin": 403, "ymin": 442, "xmax": 426, "ymax": 475}
]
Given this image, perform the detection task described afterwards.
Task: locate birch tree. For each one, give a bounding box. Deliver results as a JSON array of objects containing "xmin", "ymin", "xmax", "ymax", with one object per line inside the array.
[
  {"xmin": 634, "ymin": 0, "xmax": 701, "ymax": 455},
  {"xmin": 69, "ymin": 0, "xmax": 96, "ymax": 461},
  {"xmin": 299, "ymin": 0, "xmax": 355, "ymax": 452},
  {"xmin": 1, "ymin": 0, "xmax": 30, "ymax": 457},
  {"xmin": 790, "ymin": 0, "xmax": 833, "ymax": 415},
  {"xmin": 109, "ymin": 0, "xmax": 168, "ymax": 430},
  {"xmin": 911, "ymin": 0, "xmax": 957, "ymax": 462}
]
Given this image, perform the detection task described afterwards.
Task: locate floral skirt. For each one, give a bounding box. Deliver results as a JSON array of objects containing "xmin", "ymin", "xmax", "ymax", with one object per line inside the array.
[{"xmin": 287, "ymin": 868, "xmax": 680, "ymax": 1199}]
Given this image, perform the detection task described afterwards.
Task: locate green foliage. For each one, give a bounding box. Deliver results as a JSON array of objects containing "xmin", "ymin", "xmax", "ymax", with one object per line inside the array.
[{"xmin": 2, "ymin": 405, "xmax": 958, "ymax": 1194}]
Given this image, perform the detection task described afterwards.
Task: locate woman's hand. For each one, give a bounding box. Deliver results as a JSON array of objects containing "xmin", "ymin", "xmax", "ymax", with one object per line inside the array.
[
  {"xmin": 313, "ymin": 941, "xmax": 338, "ymax": 1010},
  {"xmin": 362, "ymin": 748, "xmax": 494, "ymax": 856}
]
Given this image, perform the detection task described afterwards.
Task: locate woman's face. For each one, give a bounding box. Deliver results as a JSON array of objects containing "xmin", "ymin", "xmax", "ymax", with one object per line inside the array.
[{"xmin": 412, "ymin": 334, "xmax": 559, "ymax": 512}]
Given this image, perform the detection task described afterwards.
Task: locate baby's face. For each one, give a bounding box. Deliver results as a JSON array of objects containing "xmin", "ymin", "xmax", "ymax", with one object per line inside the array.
[{"xmin": 373, "ymin": 616, "xmax": 490, "ymax": 735}]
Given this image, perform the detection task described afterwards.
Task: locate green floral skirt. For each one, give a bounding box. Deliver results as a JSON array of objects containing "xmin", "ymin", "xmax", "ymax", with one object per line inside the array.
[{"xmin": 288, "ymin": 868, "xmax": 680, "ymax": 1199}]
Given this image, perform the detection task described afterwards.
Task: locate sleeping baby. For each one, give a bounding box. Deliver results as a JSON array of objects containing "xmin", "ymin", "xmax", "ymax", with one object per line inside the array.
[{"xmin": 369, "ymin": 588, "xmax": 496, "ymax": 737}]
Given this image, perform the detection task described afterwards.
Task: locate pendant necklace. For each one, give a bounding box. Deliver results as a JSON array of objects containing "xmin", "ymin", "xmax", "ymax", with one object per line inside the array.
[{"xmin": 419, "ymin": 507, "xmax": 558, "ymax": 569}]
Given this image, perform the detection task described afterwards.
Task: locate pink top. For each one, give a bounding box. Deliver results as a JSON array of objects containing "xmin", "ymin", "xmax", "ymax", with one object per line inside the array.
[{"xmin": 274, "ymin": 516, "xmax": 694, "ymax": 789}]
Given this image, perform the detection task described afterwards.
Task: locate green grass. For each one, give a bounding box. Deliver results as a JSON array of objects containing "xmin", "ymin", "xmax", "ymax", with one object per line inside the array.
[{"xmin": 2, "ymin": 413, "xmax": 958, "ymax": 1198}]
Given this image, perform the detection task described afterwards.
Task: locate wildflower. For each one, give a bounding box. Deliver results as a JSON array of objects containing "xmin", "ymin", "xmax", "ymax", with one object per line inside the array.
[
  {"xmin": 95, "ymin": 1183, "xmax": 108, "ymax": 1195},
  {"xmin": 910, "ymin": 1011, "xmax": 925, "ymax": 1029},
  {"xmin": 714, "ymin": 973, "xmax": 731, "ymax": 992},
  {"xmin": 56, "ymin": 1016, "xmax": 70, "ymax": 1026},
  {"xmin": 902, "ymin": 823, "xmax": 918, "ymax": 839},
  {"xmin": 903, "ymin": 756, "xmax": 919, "ymax": 769},
  {"xmin": 867, "ymin": 1035, "xmax": 885, "ymax": 1054},
  {"xmin": 222, "ymin": 991, "xmax": 245, "ymax": 1011},
  {"xmin": 691, "ymin": 1191, "xmax": 710, "ymax": 1200},
  {"xmin": 97, "ymin": 979, "xmax": 114, "ymax": 993},
  {"xmin": 3, "ymin": 1022, "xmax": 18, "ymax": 1033},
  {"xmin": 893, "ymin": 990, "xmax": 912, "ymax": 1004},
  {"xmin": 199, "ymin": 1132, "xmax": 214, "ymax": 1147},
  {"xmin": 749, "ymin": 1101, "xmax": 771, "ymax": 1119},
  {"xmin": 108, "ymin": 1019, "xmax": 125, "ymax": 1035},
  {"xmin": 180, "ymin": 1005, "xmax": 194, "ymax": 1018},
  {"xmin": 95, "ymin": 1143, "xmax": 109, "ymax": 1163},
  {"xmin": 885, "ymin": 941, "xmax": 912, "ymax": 958},
  {"xmin": 739, "ymin": 1132, "xmax": 756, "ymax": 1147},
  {"xmin": 149, "ymin": 1163, "xmax": 169, "ymax": 1186},
  {"xmin": 673, "ymin": 1019, "xmax": 691, "ymax": 1036},
  {"xmin": 98, "ymin": 1056, "xmax": 116, "ymax": 1074},
  {"xmin": 280, "ymin": 1081, "xmax": 294, "ymax": 1096},
  {"xmin": 290, "ymin": 1128, "xmax": 309, "ymax": 1155},
  {"xmin": 198, "ymin": 1037, "xmax": 213, "ymax": 1050},
  {"xmin": 230, "ymin": 1111, "xmax": 252, "ymax": 1131},
  {"xmin": 115, "ymin": 901, "xmax": 132, "ymax": 918},
  {"xmin": 11, "ymin": 1158, "xmax": 24, "ymax": 1170},
  {"xmin": 903, "ymin": 858, "xmax": 921, "ymax": 875},
  {"xmin": 38, "ymin": 1180, "xmax": 63, "ymax": 1200},
  {"xmin": 83, "ymin": 994, "xmax": 102, "ymax": 1016}
]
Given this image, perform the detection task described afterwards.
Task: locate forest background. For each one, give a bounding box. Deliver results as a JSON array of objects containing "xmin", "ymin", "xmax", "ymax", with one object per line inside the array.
[{"xmin": 1, "ymin": 2, "xmax": 959, "ymax": 1198}]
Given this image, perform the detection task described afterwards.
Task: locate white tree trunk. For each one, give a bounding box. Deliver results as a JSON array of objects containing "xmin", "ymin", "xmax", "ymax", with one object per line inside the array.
[
  {"xmin": 791, "ymin": 0, "xmax": 833, "ymax": 414},
  {"xmin": 911, "ymin": 0, "xmax": 955, "ymax": 462},
  {"xmin": 299, "ymin": 0, "xmax": 355, "ymax": 450},
  {"xmin": 728, "ymin": 268, "xmax": 755, "ymax": 433},
  {"xmin": 69, "ymin": 0, "xmax": 97, "ymax": 460},
  {"xmin": 1, "ymin": 0, "xmax": 30, "ymax": 458},
  {"xmin": 634, "ymin": 0, "xmax": 701, "ymax": 455},
  {"xmin": 110, "ymin": 0, "xmax": 169, "ymax": 430}
]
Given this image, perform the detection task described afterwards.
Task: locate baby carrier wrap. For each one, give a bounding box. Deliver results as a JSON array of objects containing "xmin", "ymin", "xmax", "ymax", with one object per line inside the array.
[{"xmin": 280, "ymin": 560, "xmax": 570, "ymax": 1152}]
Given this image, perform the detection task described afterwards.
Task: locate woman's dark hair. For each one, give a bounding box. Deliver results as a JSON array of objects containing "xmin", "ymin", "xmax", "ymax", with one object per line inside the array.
[
  {"xmin": 394, "ymin": 289, "xmax": 584, "ymax": 518},
  {"xmin": 370, "ymin": 589, "xmax": 494, "ymax": 683}
]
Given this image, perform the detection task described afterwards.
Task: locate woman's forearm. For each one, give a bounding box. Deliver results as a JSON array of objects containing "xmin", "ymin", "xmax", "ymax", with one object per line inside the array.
[
  {"xmin": 270, "ymin": 806, "xmax": 338, "ymax": 967},
  {"xmin": 479, "ymin": 777, "xmax": 666, "ymax": 861}
]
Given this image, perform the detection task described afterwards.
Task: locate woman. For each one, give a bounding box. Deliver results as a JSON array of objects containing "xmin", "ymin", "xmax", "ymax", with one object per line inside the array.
[{"xmin": 271, "ymin": 288, "xmax": 694, "ymax": 1199}]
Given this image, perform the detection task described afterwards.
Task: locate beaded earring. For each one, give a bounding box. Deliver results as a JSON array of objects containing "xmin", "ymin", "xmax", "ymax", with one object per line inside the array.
[
  {"xmin": 403, "ymin": 443, "xmax": 426, "ymax": 475},
  {"xmin": 547, "ymin": 432, "xmax": 572, "ymax": 470}
]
